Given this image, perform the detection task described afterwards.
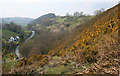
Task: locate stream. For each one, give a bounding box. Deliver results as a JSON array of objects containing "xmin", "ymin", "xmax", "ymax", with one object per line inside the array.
[{"xmin": 15, "ymin": 31, "xmax": 35, "ymax": 59}]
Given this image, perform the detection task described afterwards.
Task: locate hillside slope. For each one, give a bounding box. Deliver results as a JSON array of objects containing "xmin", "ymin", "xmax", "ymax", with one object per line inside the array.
[
  {"xmin": 7, "ymin": 4, "xmax": 120, "ymax": 74},
  {"xmin": 27, "ymin": 13, "xmax": 93, "ymax": 32},
  {"xmin": 48, "ymin": 4, "xmax": 120, "ymax": 74},
  {"xmin": 27, "ymin": 13, "xmax": 56, "ymax": 31}
]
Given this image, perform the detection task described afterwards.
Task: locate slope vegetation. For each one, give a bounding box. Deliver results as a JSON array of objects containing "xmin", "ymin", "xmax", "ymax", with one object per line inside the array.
[
  {"xmin": 8, "ymin": 4, "xmax": 120, "ymax": 74},
  {"xmin": 48, "ymin": 4, "xmax": 120, "ymax": 74}
]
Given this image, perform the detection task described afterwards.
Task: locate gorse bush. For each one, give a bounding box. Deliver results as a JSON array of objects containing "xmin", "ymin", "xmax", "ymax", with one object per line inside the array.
[
  {"xmin": 48, "ymin": 4, "xmax": 120, "ymax": 64},
  {"xmin": 11, "ymin": 4, "xmax": 120, "ymax": 74},
  {"xmin": 17, "ymin": 54, "xmax": 49, "ymax": 67}
]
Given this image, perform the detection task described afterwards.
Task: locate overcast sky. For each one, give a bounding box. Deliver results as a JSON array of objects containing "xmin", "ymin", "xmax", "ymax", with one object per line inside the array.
[{"xmin": 0, "ymin": 0, "xmax": 119, "ymax": 18}]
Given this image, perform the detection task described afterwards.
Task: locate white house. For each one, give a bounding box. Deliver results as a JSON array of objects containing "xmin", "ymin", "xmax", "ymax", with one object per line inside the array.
[
  {"xmin": 14, "ymin": 36, "xmax": 19, "ymax": 41},
  {"xmin": 9, "ymin": 37, "xmax": 14, "ymax": 42},
  {"xmin": 9, "ymin": 36, "xmax": 19, "ymax": 42}
]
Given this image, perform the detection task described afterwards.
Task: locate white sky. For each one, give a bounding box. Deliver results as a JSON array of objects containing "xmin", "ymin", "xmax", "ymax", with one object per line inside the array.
[{"xmin": 0, "ymin": 0, "xmax": 119, "ymax": 18}]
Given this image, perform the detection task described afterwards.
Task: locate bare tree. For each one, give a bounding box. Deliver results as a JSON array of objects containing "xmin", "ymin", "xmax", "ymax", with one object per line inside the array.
[
  {"xmin": 66, "ymin": 13, "xmax": 70, "ymax": 17},
  {"xmin": 79, "ymin": 12, "xmax": 83, "ymax": 17},
  {"xmin": 73, "ymin": 12, "xmax": 80, "ymax": 17},
  {"xmin": 100, "ymin": 8, "xmax": 105, "ymax": 12},
  {"xmin": 94, "ymin": 8, "xmax": 105, "ymax": 15}
]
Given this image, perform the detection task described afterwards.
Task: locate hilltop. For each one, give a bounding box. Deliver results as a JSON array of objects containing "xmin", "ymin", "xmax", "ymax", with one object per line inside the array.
[{"xmin": 27, "ymin": 13, "xmax": 56, "ymax": 31}]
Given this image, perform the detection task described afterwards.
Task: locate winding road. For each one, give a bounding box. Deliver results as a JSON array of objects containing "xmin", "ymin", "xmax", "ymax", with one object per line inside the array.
[{"xmin": 15, "ymin": 31, "xmax": 35, "ymax": 59}]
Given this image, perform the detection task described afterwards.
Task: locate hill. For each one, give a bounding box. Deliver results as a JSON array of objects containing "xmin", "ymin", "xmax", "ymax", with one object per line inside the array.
[
  {"xmin": 2, "ymin": 29, "xmax": 19, "ymax": 39},
  {"xmin": 27, "ymin": 13, "xmax": 56, "ymax": 31},
  {"xmin": 47, "ymin": 4, "xmax": 120, "ymax": 74},
  {"xmin": 3, "ymin": 4, "xmax": 120, "ymax": 74},
  {"xmin": 1, "ymin": 17, "xmax": 34, "ymax": 27},
  {"xmin": 19, "ymin": 13, "xmax": 93, "ymax": 57},
  {"xmin": 27, "ymin": 13, "xmax": 93, "ymax": 32}
]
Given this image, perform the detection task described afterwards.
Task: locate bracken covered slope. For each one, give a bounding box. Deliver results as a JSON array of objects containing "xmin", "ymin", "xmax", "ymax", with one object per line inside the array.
[
  {"xmin": 48, "ymin": 4, "xmax": 120, "ymax": 74},
  {"xmin": 8, "ymin": 4, "xmax": 120, "ymax": 74}
]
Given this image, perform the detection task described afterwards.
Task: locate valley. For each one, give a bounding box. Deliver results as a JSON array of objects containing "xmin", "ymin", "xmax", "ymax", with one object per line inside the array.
[{"xmin": 1, "ymin": 3, "xmax": 120, "ymax": 75}]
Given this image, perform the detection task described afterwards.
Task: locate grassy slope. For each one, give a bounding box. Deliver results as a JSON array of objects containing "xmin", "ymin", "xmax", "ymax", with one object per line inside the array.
[
  {"xmin": 48, "ymin": 16, "xmax": 93, "ymax": 31},
  {"xmin": 2, "ymin": 29, "xmax": 19, "ymax": 39}
]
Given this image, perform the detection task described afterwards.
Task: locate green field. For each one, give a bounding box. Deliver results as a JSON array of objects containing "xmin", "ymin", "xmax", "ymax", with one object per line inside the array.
[
  {"xmin": 2, "ymin": 29, "xmax": 19, "ymax": 39},
  {"xmin": 47, "ymin": 16, "xmax": 94, "ymax": 31}
]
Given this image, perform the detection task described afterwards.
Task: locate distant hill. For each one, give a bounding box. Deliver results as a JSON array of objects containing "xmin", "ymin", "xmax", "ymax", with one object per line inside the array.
[
  {"xmin": 27, "ymin": 13, "xmax": 56, "ymax": 31},
  {"xmin": 2, "ymin": 22, "xmax": 24, "ymax": 39},
  {"xmin": 28, "ymin": 13, "xmax": 56, "ymax": 26},
  {"xmin": 1, "ymin": 17, "xmax": 34, "ymax": 26},
  {"xmin": 27, "ymin": 13, "xmax": 93, "ymax": 32}
]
